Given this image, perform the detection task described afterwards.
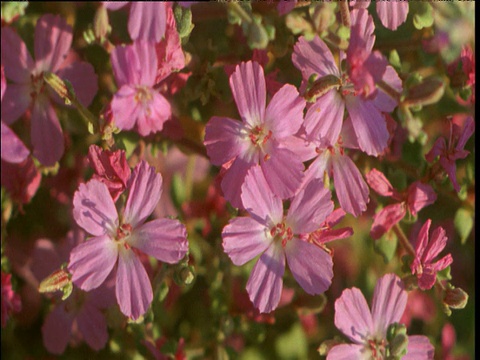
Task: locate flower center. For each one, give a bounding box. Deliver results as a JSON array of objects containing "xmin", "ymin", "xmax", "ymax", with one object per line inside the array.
[
  {"xmin": 367, "ymin": 338, "xmax": 387, "ymax": 360},
  {"xmin": 270, "ymin": 221, "xmax": 293, "ymax": 247},
  {"xmin": 249, "ymin": 125, "xmax": 272, "ymax": 147},
  {"xmin": 115, "ymin": 223, "xmax": 132, "ymax": 249},
  {"xmin": 135, "ymin": 86, "xmax": 153, "ymax": 115},
  {"xmin": 30, "ymin": 72, "xmax": 46, "ymax": 99}
]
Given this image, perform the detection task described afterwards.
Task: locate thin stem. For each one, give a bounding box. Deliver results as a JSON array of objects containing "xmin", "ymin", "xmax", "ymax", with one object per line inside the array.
[
  {"xmin": 227, "ymin": 2, "xmax": 252, "ymax": 24},
  {"xmin": 377, "ymin": 80, "xmax": 402, "ymax": 103},
  {"xmin": 338, "ymin": 0, "xmax": 351, "ymax": 28},
  {"xmin": 393, "ymin": 224, "xmax": 416, "ymax": 257}
]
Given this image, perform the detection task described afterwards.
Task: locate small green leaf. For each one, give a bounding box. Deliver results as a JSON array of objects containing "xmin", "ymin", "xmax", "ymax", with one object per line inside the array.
[
  {"xmin": 454, "ymin": 208, "xmax": 473, "ymax": 244},
  {"xmin": 413, "ymin": 3, "xmax": 434, "ymax": 30},
  {"xmin": 374, "ymin": 231, "xmax": 398, "ymax": 264},
  {"xmin": 389, "ymin": 49, "xmax": 402, "ymax": 69}
]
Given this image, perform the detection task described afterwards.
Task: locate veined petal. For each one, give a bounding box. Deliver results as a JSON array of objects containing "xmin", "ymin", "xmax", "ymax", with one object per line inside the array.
[
  {"xmin": 56, "ymin": 60, "xmax": 98, "ymax": 107},
  {"xmin": 331, "ymin": 153, "xmax": 369, "ymax": 217},
  {"xmin": 376, "ymin": 1, "xmax": 409, "ymax": 31},
  {"xmin": 135, "ymin": 91, "xmax": 171, "ymax": 136},
  {"xmin": 34, "ymin": 14, "xmax": 72, "ymax": 73},
  {"xmin": 222, "ymin": 217, "xmax": 272, "ymax": 266},
  {"xmin": 1, "ymin": 121, "xmax": 29, "ymax": 163},
  {"xmin": 111, "ymin": 85, "xmax": 140, "ymax": 131},
  {"xmin": 103, "ymin": 1, "xmax": 128, "ymax": 11},
  {"xmin": 371, "ymin": 273, "xmax": 407, "ymax": 337},
  {"xmin": 373, "ymin": 66, "xmax": 402, "ymax": 113},
  {"xmin": 292, "ymin": 36, "xmax": 340, "ymax": 80},
  {"xmin": 366, "ymin": 168, "xmax": 396, "ymax": 198},
  {"xmin": 129, "ymin": 219, "xmax": 188, "ymax": 264},
  {"xmin": 31, "ymin": 97, "xmax": 64, "ymax": 166},
  {"xmin": 204, "ymin": 116, "xmax": 248, "ymax": 166},
  {"xmin": 370, "ymin": 203, "xmax": 406, "ymax": 240},
  {"xmin": 407, "ymin": 182, "xmax": 437, "ymax": 216},
  {"xmin": 124, "ymin": 160, "xmax": 162, "ymax": 227},
  {"xmin": 230, "ymin": 61, "xmax": 266, "ymax": 127},
  {"xmin": 77, "ymin": 303, "xmax": 109, "ymax": 351},
  {"xmin": 246, "ymin": 243, "xmax": 285, "ymax": 313},
  {"xmin": 264, "ymin": 84, "xmax": 305, "ymax": 139},
  {"xmin": 413, "ymin": 219, "xmax": 431, "ymax": 261},
  {"xmin": 1, "ymin": 83, "xmax": 32, "ymax": 125},
  {"xmin": 111, "ymin": 44, "xmax": 140, "ymax": 87},
  {"xmin": 1, "ymin": 27, "xmax": 34, "ymax": 83},
  {"xmin": 327, "ymin": 344, "xmax": 366, "ymax": 360},
  {"xmin": 129, "ymin": 2, "xmax": 167, "ymax": 42},
  {"xmin": 132, "ymin": 41, "xmax": 158, "ymax": 86},
  {"xmin": 403, "ymin": 335, "xmax": 435, "ymax": 360},
  {"xmin": 116, "ymin": 246, "xmax": 153, "ymax": 320},
  {"xmin": 73, "ymin": 180, "xmax": 119, "ymax": 236},
  {"xmin": 303, "ymin": 151, "xmax": 330, "ymax": 186},
  {"xmin": 285, "ymin": 238, "xmax": 333, "ymax": 295},
  {"xmin": 334, "ymin": 287, "xmax": 373, "ymax": 344},
  {"xmin": 287, "ymin": 180, "xmax": 333, "ymax": 234},
  {"xmin": 241, "ymin": 165, "xmax": 283, "ymax": 225},
  {"xmin": 68, "ymin": 235, "xmax": 118, "ymax": 291},
  {"xmin": 41, "ymin": 304, "xmax": 74, "ymax": 355},
  {"xmin": 423, "ymin": 225, "xmax": 448, "ymax": 263},
  {"xmin": 221, "ymin": 156, "xmax": 255, "ymax": 209}
]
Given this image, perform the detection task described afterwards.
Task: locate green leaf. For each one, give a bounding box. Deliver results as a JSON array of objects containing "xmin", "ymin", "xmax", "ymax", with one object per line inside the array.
[
  {"xmin": 454, "ymin": 208, "xmax": 473, "ymax": 244},
  {"xmin": 374, "ymin": 231, "xmax": 398, "ymax": 264},
  {"xmin": 275, "ymin": 323, "xmax": 308, "ymax": 360},
  {"xmin": 389, "ymin": 49, "xmax": 402, "ymax": 69},
  {"xmin": 170, "ymin": 173, "xmax": 186, "ymax": 211},
  {"xmin": 413, "ymin": 3, "xmax": 434, "ymax": 30}
]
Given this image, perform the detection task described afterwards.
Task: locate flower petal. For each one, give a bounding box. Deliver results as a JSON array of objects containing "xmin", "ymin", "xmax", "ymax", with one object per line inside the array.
[
  {"xmin": 73, "ymin": 180, "xmax": 119, "ymax": 236},
  {"xmin": 41, "ymin": 304, "xmax": 74, "ymax": 355},
  {"xmin": 1, "ymin": 121, "xmax": 29, "ymax": 163},
  {"xmin": 135, "ymin": 91, "xmax": 171, "ymax": 136},
  {"xmin": 292, "ymin": 36, "xmax": 340, "ymax": 80},
  {"xmin": 1, "ymin": 26, "xmax": 34, "ymax": 83},
  {"xmin": 111, "ymin": 44, "xmax": 139, "ymax": 87},
  {"xmin": 116, "ymin": 246, "xmax": 153, "ymax": 320},
  {"xmin": 370, "ymin": 203, "xmax": 406, "ymax": 240},
  {"xmin": 111, "ymin": 85, "xmax": 140, "ymax": 131},
  {"xmin": 1, "ymin": 83, "xmax": 32, "ymax": 125},
  {"xmin": 376, "ymin": 1, "xmax": 409, "ymax": 31},
  {"xmin": 327, "ymin": 344, "xmax": 365, "ymax": 360},
  {"xmin": 77, "ymin": 302, "xmax": 109, "ymax": 351},
  {"xmin": 403, "ymin": 335, "xmax": 435, "ymax": 360},
  {"xmin": 423, "ymin": 225, "xmax": 448, "ymax": 263},
  {"xmin": 407, "ymin": 181, "xmax": 437, "ymax": 216},
  {"xmin": 68, "ymin": 235, "xmax": 118, "ymax": 291},
  {"xmin": 230, "ymin": 61, "xmax": 266, "ymax": 127},
  {"xmin": 223, "ymin": 216, "xmax": 272, "ymax": 266},
  {"xmin": 221, "ymin": 156, "xmax": 254, "ymax": 209},
  {"xmin": 128, "ymin": 2, "xmax": 167, "ymax": 42},
  {"xmin": 371, "ymin": 273, "xmax": 407, "ymax": 337},
  {"xmin": 56, "ymin": 60, "xmax": 98, "ymax": 107},
  {"xmin": 285, "ymin": 238, "xmax": 333, "ymax": 295},
  {"xmin": 246, "ymin": 243, "xmax": 285, "ymax": 313},
  {"xmin": 366, "ymin": 168, "xmax": 396, "ymax": 198},
  {"xmin": 123, "ymin": 160, "xmax": 162, "ymax": 227},
  {"xmin": 130, "ymin": 219, "xmax": 188, "ymax": 264}
]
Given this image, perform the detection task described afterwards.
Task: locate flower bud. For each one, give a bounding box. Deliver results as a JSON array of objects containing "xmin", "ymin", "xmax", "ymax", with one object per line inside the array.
[
  {"xmin": 38, "ymin": 266, "xmax": 72, "ymax": 300},
  {"xmin": 94, "ymin": 5, "xmax": 111, "ymax": 41},
  {"xmin": 443, "ymin": 285, "xmax": 468, "ymax": 310},
  {"xmin": 403, "ymin": 77, "xmax": 445, "ymax": 107}
]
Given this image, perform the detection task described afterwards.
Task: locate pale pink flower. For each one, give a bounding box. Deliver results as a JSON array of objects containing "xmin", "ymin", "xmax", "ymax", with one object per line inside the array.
[
  {"xmin": 222, "ymin": 165, "xmax": 334, "ymax": 313},
  {"xmin": 103, "ymin": 1, "xmax": 169, "ymax": 42},
  {"xmin": 411, "ymin": 219, "xmax": 453, "ymax": 290},
  {"xmin": 367, "ymin": 168, "xmax": 437, "ymax": 239},
  {"xmin": 204, "ymin": 61, "xmax": 306, "ymax": 208},
  {"xmin": 376, "ymin": 0, "xmax": 409, "ymax": 31},
  {"xmin": 87, "ymin": 144, "xmax": 131, "ymax": 202},
  {"xmin": 1, "ymin": 14, "xmax": 98, "ymax": 166},
  {"xmin": 1, "ymin": 272, "xmax": 22, "ymax": 327},
  {"xmin": 329, "ymin": 273, "xmax": 434, "ymax": 359},
  {"xmin": 425, "ymin": 115, "xmax": 475, "ymax": 192},
  {"xmin": 110, "ymin": 41, "xmax": 172, "ymax": 136},
  {"xmin": 68, "ymin": 160, "xmax": 189, "ymax": 320}
]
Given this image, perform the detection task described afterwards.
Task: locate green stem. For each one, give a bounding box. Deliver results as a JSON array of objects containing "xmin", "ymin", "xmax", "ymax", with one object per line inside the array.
[
  {"xmin": 227, "ymin": 2, "xmax": 252, "ymax": 24},
  {"xmin": 393, "ymin": 224, "xmax": 416, "ymax": 257}
]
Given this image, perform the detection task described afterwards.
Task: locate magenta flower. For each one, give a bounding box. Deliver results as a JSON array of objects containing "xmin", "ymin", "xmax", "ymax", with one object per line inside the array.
[
  {"xmin": 110, "ymin": 41, "xmax": 172, "ymax": 136},
  {"xmin": 1, "ymin": 14, "xmax": 98, "ymax": 166},
  {"xmin": 292, "ymin": 11, "xmax": 402, "ymax": 156},
  {"xmin": 204, "ymin": 60, "xmax": 306, "ymax": 208},
  {"xmin": 87, "ymin": 144, "xmax": 131, "ymax": 202},
  {"xmin": 104, "ymin": 2, "xmax": 169, "ymax": 43},
  {"xmin": 425, "ymin": 115, "xmax": 475, "ymax": 192},
  {"xmin": 222, "ymin": 165, "xmax": 334, "ymax": 313},
  {"xmin": 329, "ymin": 273, "xmax": 434, "ymax": 359},
  {"xmin": 1, "ymin": 272, "xmax": 21, "ymax": 328},
  {"xmin": 411, "ymin": 219, "xmax": 453, "ymax": 291},
  {"xmin": 68, "ymin": 160, "xmax": 189, "ymax": 320},
  {"xmin": 367, "ymin": 168, "xmax": 437, "ymax": 239}
]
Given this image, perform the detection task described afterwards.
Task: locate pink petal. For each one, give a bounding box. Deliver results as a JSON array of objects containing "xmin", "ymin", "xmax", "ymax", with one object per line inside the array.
[
  {"xmin": 412, "ymin": 219, "xmax": 432, "ymax": 262},
  {"xmin": 373, "ymin": 65, "xmax": 402, "ymax": 113},
  {"xmin": 241, "ymin": 165, "xmax": 283, "ymax": 225},
  {"xmin": 221, "ymin": 156, "xmax": 254, "ymax": 209},
  {"xmin": 135, "ymin": 91, "xmax": 171, "ymax": 136},
  {"xmin": 31, "ymin": 97, "xmax": 64, "ymax": 166},
  {"xmin": 425, "ymin": 137, "xmax": 446, "ymax": 163},
  {"xmin": 111, "ymin": 85, "xmax": 140, "ymax": 131},
  {"xmin": 73, "ymin": 180, "xmax": 119, "ymax": 236},
  {"xmin": 285, "ymin": 238, "xmax": 333, "ymax": 295},
  {"xmin": 204, "ymin": 116, "xmax": 248, "ymax": 166},
  {"xmin": 304, "ymin": 90, "xmax": 344, "ymax": 146},
  {"xmin": 56, "ymin": 60, "xmax": 98, "ymax": 107},
  {"xmin": 42, "ymin": 304, "xmax": 74, "ymax": 355},
  {"xmin": 279, "ymin": 132, "xmax": 318, "ymax": 162},
  {"xmin": 334, "ymin": 287, "xmax": 373, "ymax": 343},
  {"xmin": 407, "ymin": 182, "xmax": 437, "ymax": 216},
  {"xmin": 246, "ymin": 243, "xmax": 285, "ymax": 313},
  {"xmin": 261, "ymin": 145, "xmax": 305, "ymax": 199},
  {"xmin": 303, "ymin": 151, "xmax": 330, "ymax": 186},
  {"xmin": 403, "ymin": 335, "xmax": 435, "ymax": 360},
  {"xmin": 230, "ymin": 61, "xmax": 266, "ymax": 128},
  {"xmin": 327, "ymin": 344, "xmax": 365, "ymax": 360},
  {"xmin": 417, "ymin": 269, "xmax": 437, "ymax": 291},
  {"xmin": 129, "ymin": 2, "xmax": 167, "ymax": 42},
  {"xmin": 432, "ymin": 254, "xmax": 453, "ymax": 273},
  {"xmin": 455, "ymin": 116, "xmax": 475, "ymax": 151},
  {"xmin": 34, "ymin": 14, "xmax": 72, "ymax": 73},
  {"xmin": 287, "ymin": 181, "xmax": 333, "ymax": 234},
  {"xmin": 366, "ymin": 168, "xmax": 396, "ymax": 198},
  {"xmin": 111, "ymin": 45, "xmax": 139, "ymax": 87},
  {"xmin": 331, "ymin": 153, "xmax": 369, "ymax": 217},
  {"xmin": 376, "ymin": 1, "xmax": 409, "ymax": 31},
  {"xmin": 345, "ymin": 96, "xmax": 389, "ymax": 156},
  {"xmin": 222, "ymin": 217, "xmax": 272, "ymax": 266},
  {"xmin": 370, "ymin": 203, "xmax": 406, "ymax": 240},
  {"xmin": 1, "ymin": 83, "xmax": 32, "ymax": 125},
  {"xmin": 264, "ymin": 84, "xmax": 305, "ymax": 138},
  {"xmin": 292, "ymin": 36, "xmax": 340, "ymax": 80},
  {"xmin": 277, "ymin": 1, "xmax": 296, "ymax": 16},
  {"xmin": 349, "ymin": 9, "xmax": 375, "ymax": 52},
  {"xmin": 1, "ymin": 27, "xmax": 34, "ymax": 83},
  {"xmin": 103, "ymin": 1, "xmax": 128, "ymax": 11},
  {"xmin": 116, "ymin": 247, "xmax": 153, "ymax": 320},
  {"xmin": 68, "ymin": 235, "xmax": 118, "ymax": 291},
  {"xmin": 371, "ymin": 273, "xmax": 407, "ymax": 336},
  {"xmin": 129, "ymin": 219, "xmax": 188, "ymax": 264},
  {"xmin": 132, "ymin": 41, "xmax": 158, "ymax": 86},
  {"xmin": 77, "ymin": 303, "xmax": 109, "ymax": 351},
  {"xmin": 1, "ymin": 121, "xmax": 29, "ymax": 163},
  {"xmin": 123, "ymin": 160, "xmax": 162, "ymax": 227},
  {"xmin": 423, "ymin": 225, "xmax": 448, "ymax": 263}
]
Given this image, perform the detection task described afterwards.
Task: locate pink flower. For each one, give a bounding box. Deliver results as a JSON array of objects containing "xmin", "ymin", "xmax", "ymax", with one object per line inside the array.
[
  {"xmin": 204, "ymin": 61, "xmax": 306, "ymax": 208},
  {"xmin": 222, "ymin": 165, "xmax": 334, "ymax": 313},
  {"xmin": 411, "ymin": 219, "xmax": 453, "ymax": 290},
  {"xmin": 1, "ymin": 272, "xmax": 22, "ymax": 327},
  {"xmin": 376, "ymin": 0, "xmax": 409, "ymax": 31},
  {"xmin": 1, "ymin": 157, "xmax": 41, "ymax": 207},
  {"xmin": 307, "ymin": 208, "xmax": 354, "ymax": 245},
  {"xmin": 110, "ymin": 41, "xmax": 172, "ymax": 136},
  {"xmin": 329, "ymin": 273, "xmax": 434, "ymax": 359},
  {"xmin": 87, "ymin": 144, "xmax": 131, "ymax": 202},
  {"xmin": 104, "ymin": 2, "xmax": 169, "ymax": 43},
  {"xmin": 367, "ymin": 168, "xmax": 437, "ymax": 239},
  {"xmin": 68, "ymin": 160, "xmax": 189, "ymax": 320},
  {"xmin": 425, "ymin": 115, "xmax": 475, "ymax": 192},
  {"xmin": 1, "ymin": 14, "xmax": 98, "ymax": 166}
]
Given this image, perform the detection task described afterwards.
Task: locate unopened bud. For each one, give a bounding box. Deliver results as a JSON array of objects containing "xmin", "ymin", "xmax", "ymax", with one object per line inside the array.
[
  {"xmin": 403, "ymin": 77, "xmax": 445, "ymax": 107},
  {"xmin": 39, "ymin": 267, "xmax": 72, "ymax": 297},
  {"xmin": 247, "ymin": 19, "xmax": 269, "ymax": 50},
  {"xmin": 94, "ymin": 5, "xmax": 111, "ymax": 41},
  {"xmin": 174, "ymin": 264, "xmax": 195, "ymax": 286},
  {"xmin": 443, "ymin": 285, "xmax": 468, "ymax": 310}
]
